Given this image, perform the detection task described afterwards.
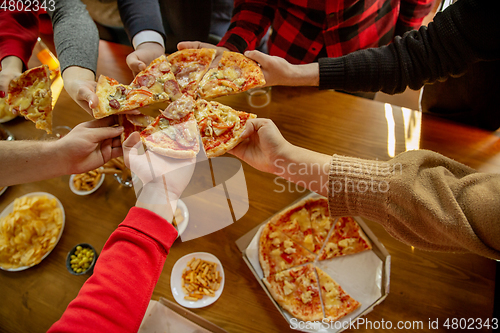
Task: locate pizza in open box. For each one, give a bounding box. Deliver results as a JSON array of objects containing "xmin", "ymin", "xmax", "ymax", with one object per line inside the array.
[{"xmin": 259, "ymin": 197, "xmax": 372, "ymax": 323}]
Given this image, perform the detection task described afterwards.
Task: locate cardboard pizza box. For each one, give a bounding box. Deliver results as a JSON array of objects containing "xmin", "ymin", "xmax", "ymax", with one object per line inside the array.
[{"xmin": 235, "ymin": 192, "xmax": 391, "ymax": 333}]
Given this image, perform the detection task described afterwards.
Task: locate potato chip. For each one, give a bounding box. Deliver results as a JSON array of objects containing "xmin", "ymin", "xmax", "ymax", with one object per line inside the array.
[{"xmin": 0, "ymin": 195, "xmax": 63, "ymax": 269}]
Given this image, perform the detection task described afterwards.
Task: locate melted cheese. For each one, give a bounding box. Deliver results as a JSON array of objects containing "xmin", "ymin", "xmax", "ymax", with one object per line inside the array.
[
  {"xmin": 301, "ymin": 290, "xmax": 313, "ymax": 304},
  {"xmin": 338, "ymin": 238, "xmax": 356, "ymax": 250},
  {"xmin": 272, "ymin": 237, "xmax": 281, "ymax": 247},
  {"xmin": 283, "ymin": 280, "xmax": 294, "ymax": 296},
  {"xmin": 269, "ymin": 231, "xmax": 280, "ymax": 239},
  {"xmin": 304, "ymin": 234, "xmax": 313, "ymax": 245},
  {"xmin": 283, "ymin": 239, "xmax": 296, "ymax": 254},
  {"xmin": 324, "ymin": 242, "xmax": 339, "ymax": 254},
  {"xmin": 270, "ymin": 248, "xmax": 281, "ymax": 256},
  {"xmin": 291, "ymin": 208, "xmax": 310, "ymax": 230}
]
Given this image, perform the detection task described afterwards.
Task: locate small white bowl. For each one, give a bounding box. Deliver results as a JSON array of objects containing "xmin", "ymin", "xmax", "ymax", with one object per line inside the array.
[
  {"xmin": 170, "ymin": 252, "xmax": 224, "ymax": 308},
  {"xmin": 69, "ymin": 172, "xmax": 105, "ymax": 196}
]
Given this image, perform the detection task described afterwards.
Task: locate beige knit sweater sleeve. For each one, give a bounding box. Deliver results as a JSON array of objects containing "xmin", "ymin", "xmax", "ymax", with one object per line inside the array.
[{"xmin": 328, "ymin": 150, "xmax": 500, "ymax": 259}]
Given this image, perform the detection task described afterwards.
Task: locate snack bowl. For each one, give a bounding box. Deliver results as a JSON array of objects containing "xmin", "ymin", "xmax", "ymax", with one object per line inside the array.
[
  {"xmin": 69, "ymin": 170, "xmax": 105, "ymax": 195},
  {"xmin": 66, "ymin": 243, "xmax": 98, "ymax": 275},
  {"xmin": 171, "ymin": 252, "xmax": 225, "ymax": 308}
]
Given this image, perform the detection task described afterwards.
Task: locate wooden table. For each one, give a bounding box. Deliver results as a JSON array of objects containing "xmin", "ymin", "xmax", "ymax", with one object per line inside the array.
[{"xmin": 0, "ymin": 40, "xmax": 498, "ymax": 333}]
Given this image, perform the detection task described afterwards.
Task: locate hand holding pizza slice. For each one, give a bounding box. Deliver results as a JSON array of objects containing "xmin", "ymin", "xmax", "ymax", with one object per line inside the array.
[
  {"xmin": 94, "ymin": 55, "xmax": 182, "ymax": 119},
  {"xmin": 7, "ymin": 64, "xmax": 53, "ymax": 134}
]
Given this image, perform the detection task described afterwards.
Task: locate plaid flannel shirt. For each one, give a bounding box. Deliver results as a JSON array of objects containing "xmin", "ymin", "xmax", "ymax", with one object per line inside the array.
[{"xmin": 218, "ymin": 0, "xmax": 434, "ymax": 64}]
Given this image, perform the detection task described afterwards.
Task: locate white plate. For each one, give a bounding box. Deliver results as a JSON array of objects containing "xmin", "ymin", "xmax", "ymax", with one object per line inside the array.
[
  {"xmin": 0, "ymin": 186, "xmax": 7, "ymax": 196},
  {"xmin": 0, "ymin": 192, "xmax": 65, "ymax": 271},
  {"xmin": 69, "ymin": 171, "xmax": 105, "ymax": 195},
  {"xmin": 175, "ymin": 199, "xmax": 189, "ymax": 238},
  {"xmin": 171, "ymin": 252, "xmax": 224, "ymax": 308}
]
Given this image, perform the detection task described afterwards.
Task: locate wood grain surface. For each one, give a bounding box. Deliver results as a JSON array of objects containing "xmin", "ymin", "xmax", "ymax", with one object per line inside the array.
[{"xmin": 0, "ymin": 40, "xmax": 498, "ymax": 333}]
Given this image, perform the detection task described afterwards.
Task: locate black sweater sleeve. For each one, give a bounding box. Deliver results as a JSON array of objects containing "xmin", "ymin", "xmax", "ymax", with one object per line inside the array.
[
  {"xmin": 117, "ymin": 0, "xmax": 166, "ymax": 44},
  {"xmin": 318, "ymin": 0, "xmax": 500, "ymax": 94}
]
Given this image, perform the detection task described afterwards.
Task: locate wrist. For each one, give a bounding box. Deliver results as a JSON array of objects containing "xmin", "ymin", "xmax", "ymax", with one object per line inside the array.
[
  {"xmin": 62, "ymin": 66, "xmax": 96, "ymax": 82},
  {"xmin": 294, "ymin": 63, "xmax": 319, "ymax": 87},
  {"xmin": 1, "ymin": 56, "xmax": 23, "ymax": 74}
]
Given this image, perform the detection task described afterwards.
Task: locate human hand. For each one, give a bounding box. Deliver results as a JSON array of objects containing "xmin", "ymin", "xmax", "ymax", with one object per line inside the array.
[
  {"xmin": 177, "ymin": 41, "xmax": 229, "ymax": 68},
  {"xmin": 123, "ymin": 132, "xmax": 195, "ymax": 221},
  {"xmin": 0, "ymin": 56, "xmax": 23, "ymax": 100},
  {"xmin": 126, "ymin": 42, "xmax": 165, "ymax": 77},
  {"xmin": 244, "ymin": 50, "xmax": 320, "ymax": 87},
  {"xmin": 62, "ymin": 66, "xmax": 99, "ymax": 116},
  {"xmin": 56, "ymin": 117, "xmax": 124, "ymax": 174},
  {"xmin": 228, "ymin": 118, "xmax": 294, "ymax": 175}
]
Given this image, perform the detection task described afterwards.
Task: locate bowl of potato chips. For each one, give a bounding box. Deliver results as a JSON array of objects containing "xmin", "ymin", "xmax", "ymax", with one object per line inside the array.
[
  {"xmin": 69, "ymin": 168, "xmax": 105, "ymax": 195},
  {"xmin": 0, "ymin": 192, "xmax": 65, "ymax": 271}
]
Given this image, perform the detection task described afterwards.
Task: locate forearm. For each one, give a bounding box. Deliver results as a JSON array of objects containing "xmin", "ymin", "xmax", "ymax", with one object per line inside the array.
[
  {"xmin": 319, "ymin": 0, "xmax": 499, "ymax": 94},
  {"xmin": 274, "ymin": 145, "xmax": 331, "ymax": 196},
  {"xmin": 328, "ymin": 150, "xmax": 500, "ymax": 259},
  {"xmin": 48, "ymin": 207, "xmax": 178, "ymax": 333},
  {"xmin": 48, "ymin": 0, "xmax": 99, "ymax": 74},
  {"xmin": 0, "ymin": 141, "xmax": 68, "ymax": 186}
]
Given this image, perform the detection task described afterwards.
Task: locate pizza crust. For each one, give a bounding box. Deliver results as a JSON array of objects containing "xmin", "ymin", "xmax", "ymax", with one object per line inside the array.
[{"xmin": 144, "ymin": 142, "xmax": 198, "ymax": 159}]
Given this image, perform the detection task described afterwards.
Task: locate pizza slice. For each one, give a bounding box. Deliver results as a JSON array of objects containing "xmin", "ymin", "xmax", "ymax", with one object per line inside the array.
[
  {"xmin": 318, "ymin": 217, "xmax": 372, "ymax": 261},
  {"xmin": 194, "ymin": 99, "xmax": 256, "ymax": 158},
  {"xmin": 316, "ymin": 267, "xmax": 361, "ymax": 321},
  {"xmin": 94, "ymin": 55, "xmax": 182, "ymax": 119},
  {"xmin": 118, "ymin": 113, "xmax": 155, "ymax": 143},
  {"xmin": 263, "ymin": 264, "xmax": 323, "ymax": 322},
  {"xmin": 259, "ymin": 222, "xmax": 315, "ymax": 277},
  {"xmin": 308, "ymin": 198, "xmax": 336, "ymax": 254},
  {"xmin": 139, "ymin": 112, "xmax": 199, "ymax": 159},
  {"xmin": 7, "ymin": 64, "xmax": 52, "ymax": 133},
  {"xmin": 198, "ymin": 51, "xmax": 265, "ymax": 99},
  {"xmin": 167, "ymin": 48, "xmax": 216, "ymax": 95},
  {"xmin": 270, "ymin": 201, "xmax": 316, "ymax": 253}
]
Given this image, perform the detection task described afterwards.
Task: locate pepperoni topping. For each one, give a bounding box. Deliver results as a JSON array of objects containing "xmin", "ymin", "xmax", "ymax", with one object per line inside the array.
[
  {"xmin": 116, "ymin": 86, "xmax": 126, "ymax": 95},
  {"xmin": 159, "ymin": 62, "xmax": 171, "ymax": 73},
  {"xmin": 136, "ymin": 75, "xmax": 156, "ymax": 88},
  {"xmin": 109, "ymin": 99, "xmax": 120, "ymax": 109},
  {"xmin": 163, "ymin": 81, "xmax": 182, "ymax": 99}
]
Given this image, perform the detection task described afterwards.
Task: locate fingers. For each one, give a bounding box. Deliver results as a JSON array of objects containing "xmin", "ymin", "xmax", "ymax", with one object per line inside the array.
[
  {"xmin": 244, "ymin": 50, "xmax": 265, "ymax": 64},
  {"xmin": 177, "ymin": 41, "xmax": 205, "ymax": 50},
  {"xmin": 126, "ymin": 52, "xmax": 147, "ymax": 76},
  {"xmin": 89, "ymin": 125, "xmax": 124, "ymax": 143},
  {"xmin": 239, "ymin": 118, "xmax": 270, "ymax": 140},
  {"xmin": 84, "ymin": 116, "xmax": 119, "ymax": 128},
  {"xmin": 77, "ymin": 85, "xmax": 98, "ymax": 109},
  {"xmin": 123, "ymin": 131, "xmax": 141, "ymax": 150}
]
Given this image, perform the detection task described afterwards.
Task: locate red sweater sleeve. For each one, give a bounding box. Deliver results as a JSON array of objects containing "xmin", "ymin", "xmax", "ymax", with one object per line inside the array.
[
  {"xmin": 48, "ymin": 207, "xmax": 178, "ymax": 333},
  {"xmin": 0, "ymin": 11, "xmax": 39, "ymax": 68}
]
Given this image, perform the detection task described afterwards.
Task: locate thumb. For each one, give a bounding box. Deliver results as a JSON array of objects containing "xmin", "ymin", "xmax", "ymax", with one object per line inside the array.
[
  {"xmin": 239, "ymin": 118, "xmax": 260, "ymax": 141},
  {"xmin": 244, "ymin": 50, "xmax": 265, "ymax": 64},
  {"xmin": 123, "ymin": 132, "xmax": 143, "ymax": 169},
  {"xmin": 88, "ymin": 91, "xmax": 99, "ymax": 110},
  {"xmin": 126, "ymin": 53, "xmax": 146, "ymax": 76},
  {"xmin": 90, "ymin": 125, "xmax": 124, "ymax": 143}
]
